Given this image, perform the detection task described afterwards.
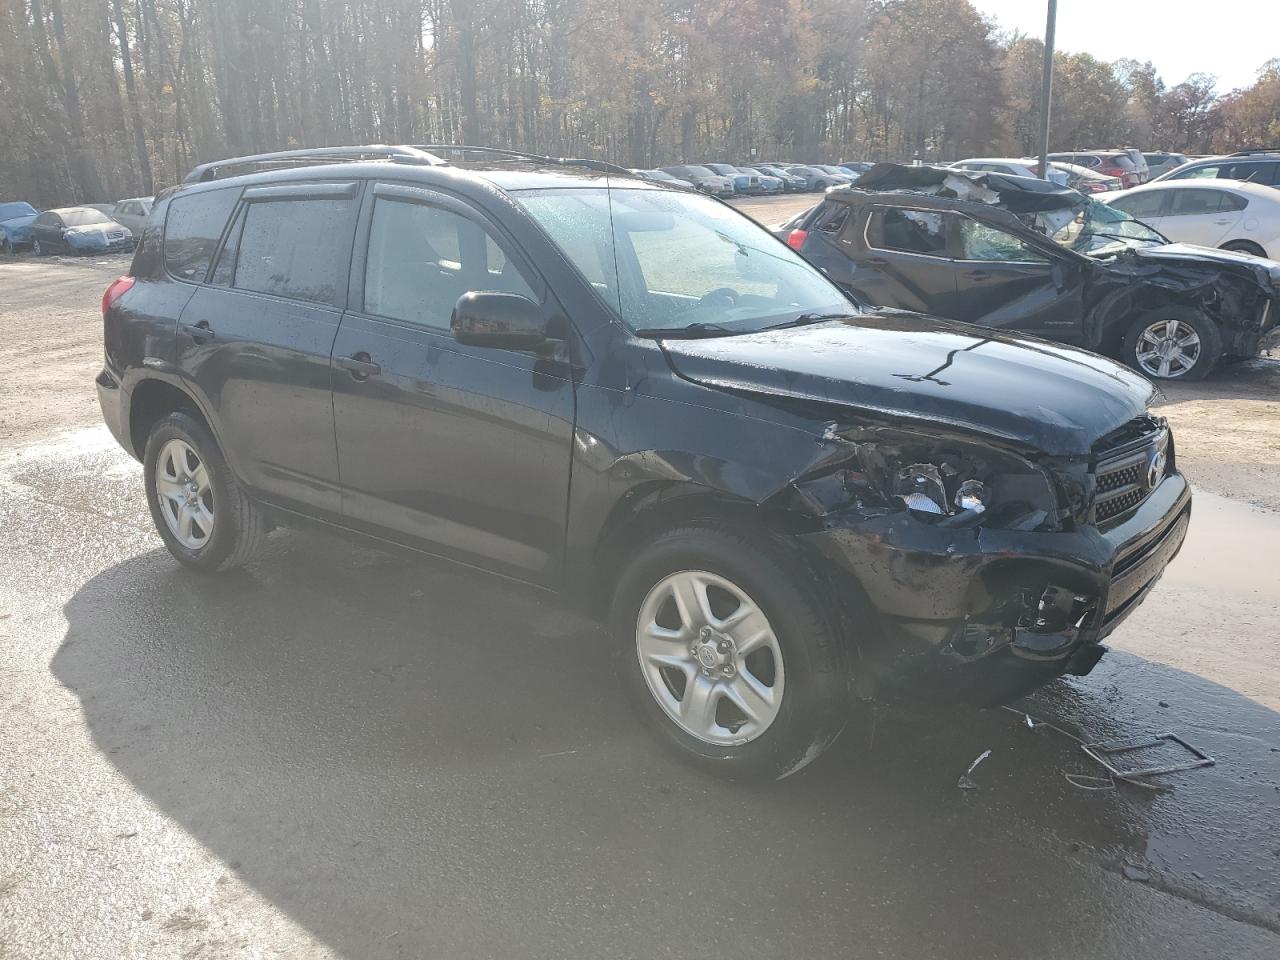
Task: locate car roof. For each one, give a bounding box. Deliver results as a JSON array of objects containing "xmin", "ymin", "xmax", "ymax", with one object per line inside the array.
[
  {"xmin": 46, "ymin": 206, "xmax": 110, "ymax": 216},
  {"xmin": 166, "ymin": 158, "xmax": 661, "ymax": 202}
]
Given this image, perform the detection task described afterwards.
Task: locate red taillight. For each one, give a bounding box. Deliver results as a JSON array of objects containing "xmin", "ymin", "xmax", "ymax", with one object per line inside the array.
[
  {"xmin": 101, "ymin": 275, "xmax": 135, "ymax": 319},
  {"xmin": 787, "ymin": 228, "xmax": 808, "ymax": 251}
]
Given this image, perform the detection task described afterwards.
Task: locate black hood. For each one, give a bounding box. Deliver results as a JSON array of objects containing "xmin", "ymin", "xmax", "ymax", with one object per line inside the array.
[
  {"xmin": 658, "ymin": 312, "xmax": 1155, "ymax": 456},
  {"xmin": 1123, "ymin": 242, "xmax": 1280, "ymax": 294}
]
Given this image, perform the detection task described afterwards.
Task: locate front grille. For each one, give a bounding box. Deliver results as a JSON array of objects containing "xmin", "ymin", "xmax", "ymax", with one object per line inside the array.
[{"xmin": 1093, "ymin": 416, "xmax": 1169, "ymax": 525}]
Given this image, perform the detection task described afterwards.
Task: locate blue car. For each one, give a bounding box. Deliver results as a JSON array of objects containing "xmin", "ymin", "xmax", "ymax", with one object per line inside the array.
[
  {"xmin": 29, "ymin": 206, "xmax": 133, "ymax": 255},
  {"xmin": 0, "ymin": 201, "xmax": 39, "ymax": 253}
]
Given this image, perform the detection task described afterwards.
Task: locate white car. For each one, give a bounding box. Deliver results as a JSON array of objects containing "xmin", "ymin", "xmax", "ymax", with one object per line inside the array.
[
  {"xmin": 1102, "ymin": 179, "xmax": 1280, "ymax": 259},
  {"xmin": 110, "ymin": 196, "xmax": 153, "ymax": 235},
  {"xmin": 950, "ymin": 157, "xmax": 1071, "ymax": 186}
]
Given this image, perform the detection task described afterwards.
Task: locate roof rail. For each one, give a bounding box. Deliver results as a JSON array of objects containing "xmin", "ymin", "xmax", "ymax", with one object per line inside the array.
[
  {"xmin": 182, "ymin": 145, "xmax": 445, "ymax": 184},
  {"xmin": 1227, "ymin": 147, "xmax": 1280, "ymax": 157},
  {"xmin": 410, "ymin": 144, "xmax": 635, "ymax": 177}
]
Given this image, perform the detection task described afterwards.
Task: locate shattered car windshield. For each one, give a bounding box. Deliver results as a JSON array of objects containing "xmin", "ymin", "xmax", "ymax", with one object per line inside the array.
[
  {"xmin": 516, "ymin": 186, "xmax": 853, "ymax": 335},
  {"xmin": 1051, "ymin": 198, "xmax": 1165, "ymax": 257}
]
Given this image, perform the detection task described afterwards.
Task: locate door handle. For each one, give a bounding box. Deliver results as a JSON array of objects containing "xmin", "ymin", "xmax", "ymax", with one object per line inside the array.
[
  {"xmin": 1213, "ymin": 218, "xmax": 1232, "ymax": 225},
  {"xmin": 962, "ymin": 270, "xmax": 991, "ymax": 280},
  {"xmin": 180, "ymin": 319, "xmax": 215, "ymax": 343},
  {"xmin": 336, "ymin": 352, "xmax": 381, "ymax": 380},
  {"xmin": 864, "ymin": 257, "xmax": 889, "ymax": 267}
]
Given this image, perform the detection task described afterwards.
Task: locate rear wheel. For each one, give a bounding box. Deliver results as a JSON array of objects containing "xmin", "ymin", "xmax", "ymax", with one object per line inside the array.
[
  {"xmin": 612, "ymin": 524, "xmax": 849, "ymax": 780},
  {"xmin": 1122, "ymin": 309, "xmax": 1221, "ymax": 381},
  {"xmin": 143, "ymin": 412, "xmax": 266, "ymax": 572},
  {"xmin": 32, "ymin": 239, "xmax": 44, "ymax": 256}
]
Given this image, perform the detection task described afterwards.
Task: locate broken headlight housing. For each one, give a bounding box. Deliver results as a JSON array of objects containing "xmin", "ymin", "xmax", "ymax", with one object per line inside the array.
[{"xmin": 797, "ymin": 430, "xmax": 1065, "ymax": 531}]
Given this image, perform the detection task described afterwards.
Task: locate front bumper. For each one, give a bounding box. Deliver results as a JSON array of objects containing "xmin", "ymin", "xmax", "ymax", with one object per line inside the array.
[{"xmin": 805, "ymin": 471, "xmax": 1192, "ymax": 704}]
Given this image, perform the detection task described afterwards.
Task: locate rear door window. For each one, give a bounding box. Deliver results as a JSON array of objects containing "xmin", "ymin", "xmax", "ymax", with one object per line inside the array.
[
  {"xmin": 1169, "ymin": 189, "xmax": 1241, "ymax": 216},
  {"xmin": 866, "ymin": 207, "xmax": 951, "ymax": 257},
  {"xmin": 233, "ymin": 196, "xmax": 355, "ymax": 305},
  {"xmin": 164, "ymin": 188, "xmax": 239, "ymax": 282}
]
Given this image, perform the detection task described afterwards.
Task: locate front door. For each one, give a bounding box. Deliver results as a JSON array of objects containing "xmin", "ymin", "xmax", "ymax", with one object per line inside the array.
[
  {"xmin": 948, "ymin": 216, "xmax": 1085, "ymax": 341},
  {"xmin": 176, "ymin": 181, "xmax": 360, "ymax": 519},
  {"xmin": 330, "ymin": 182, "xmax": 575, "ymax": 586}
]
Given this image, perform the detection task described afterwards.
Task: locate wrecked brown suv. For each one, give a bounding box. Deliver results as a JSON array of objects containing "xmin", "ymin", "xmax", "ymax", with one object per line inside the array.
[
  {"xmin": 99, "ymin": 146, "xmax": 1191, "ymax": 781},
  {"xmin": 786, "ymin": 163, "xmax": 1280, "ymax": 380}
]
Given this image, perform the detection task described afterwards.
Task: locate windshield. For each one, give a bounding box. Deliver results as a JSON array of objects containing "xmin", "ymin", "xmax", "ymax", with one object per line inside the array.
[
  {"xmin": 60, "ymin": 209, "xmax": 112, "ymax": 227},
  {"xmin": 516, "ymin": 187, "xmax": 853, "ymax": 334},
  {"xmin": 1050, "ymin": 197, "xmax": 1166, "ymax": 257},
  {"xmin": 0, "ymin": 202, "xmax": 37, "ymax": 220}
]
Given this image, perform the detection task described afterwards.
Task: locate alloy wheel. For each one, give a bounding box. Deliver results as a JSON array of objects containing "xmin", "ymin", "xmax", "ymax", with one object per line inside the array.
[
  {"xmin": 1134, "ymin": 319, "xmax": 1201, "ymax": 379},
  {"xmin": 635, "ymin": 570, "xmax": 785, "ymax": 746},
  {"xmin": 155, "ymin": 438, "xmax": 215, "ymax": 550}
]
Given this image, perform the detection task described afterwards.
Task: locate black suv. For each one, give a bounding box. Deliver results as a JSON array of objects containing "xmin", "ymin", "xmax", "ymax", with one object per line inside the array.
[{"xmin": 98, "ymin": 145, "xmax": 1191, "ymax": 780}]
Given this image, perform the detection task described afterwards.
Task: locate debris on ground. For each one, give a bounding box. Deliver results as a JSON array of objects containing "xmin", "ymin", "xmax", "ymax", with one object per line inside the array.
[
  {"xmin": 957, "ymin": 749, "xmax": 992, "ymax": 790},
  {"xmin": 1122, "ymin": 864, "xmax": 1152, "ymax": 883}
]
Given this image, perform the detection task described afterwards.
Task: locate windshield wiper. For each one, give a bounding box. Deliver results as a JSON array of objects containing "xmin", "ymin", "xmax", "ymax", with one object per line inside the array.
[
  {"xmin": 760, "ymin": 311, "xmax": 859, "ymax": 331},
  {"xmin": 633, "ymin": 322, "xmax": 738, "ymax": 339}
]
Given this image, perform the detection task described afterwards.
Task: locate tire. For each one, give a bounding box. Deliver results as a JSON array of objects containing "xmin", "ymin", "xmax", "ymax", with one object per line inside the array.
[
  {"xmin": 0, "ymin": 234, "xmax": 11, "ymax": 256},
  {"xmin": 32, "ymin": 239, "xmax": 44, "ymax": 256},
  {"xmin": 1121, "ymin": 308, "xmax": 1221, "ymax": 381},
  {"xmin": 611, "ymin": 524, "xmax": 850, "ymax": 781},
  {"xmin": 143, "ymin": 411, "xmax": 266, "ymax": 572},
  {"xmin": 1220, "ymin": 240, "xmax": 1267, "ymax": 258}
]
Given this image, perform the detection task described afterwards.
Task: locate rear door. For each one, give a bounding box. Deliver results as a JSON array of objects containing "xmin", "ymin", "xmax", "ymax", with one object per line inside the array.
[
  {"xmin": 949, "ymin": 216, "xmax": 1085, "ymax": 340},
  {"xmin": 835, "ymin": 204, "xmax": 959, "ymax": 314},
  {"xmin": 176, "ymin": 181, "xmax": 358, "ymax": 520},
  {"xmin": 1155, "ymin": 188, "xmax": 1247, "ymax": 247},
  {"xmin": 329, "ymin": 182, "xmax": 576, "ymax": 585}
]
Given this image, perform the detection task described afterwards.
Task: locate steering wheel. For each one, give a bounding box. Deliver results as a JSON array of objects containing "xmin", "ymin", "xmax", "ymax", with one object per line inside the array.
[{"xmin": 697, "ymin": 287, "xmax": 740, "ymax": 308}]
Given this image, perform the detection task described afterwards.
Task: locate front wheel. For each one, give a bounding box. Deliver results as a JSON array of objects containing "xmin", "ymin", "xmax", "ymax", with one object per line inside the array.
[
  {"xmin": 31, "ymin": 239, "xmax": 44, "ymax": 256},
  {"xmin": 612, "ymin": 525, "xmax": 849, "ymax": 780},
  {"xmin": 1122, "ymin": 310, "xmax": 1221, "ymax": 381}
]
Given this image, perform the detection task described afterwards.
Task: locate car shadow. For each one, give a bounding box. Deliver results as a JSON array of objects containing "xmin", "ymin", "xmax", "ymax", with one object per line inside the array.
[{"xmin": 51, "ymin": 528, "xmax": 1280, "ymax": 958}]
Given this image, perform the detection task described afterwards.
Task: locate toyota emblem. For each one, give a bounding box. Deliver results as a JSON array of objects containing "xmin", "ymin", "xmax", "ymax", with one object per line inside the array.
[{"xmin": 1147, "ymin": 449, "xmax": 1167, "ymax": 490}]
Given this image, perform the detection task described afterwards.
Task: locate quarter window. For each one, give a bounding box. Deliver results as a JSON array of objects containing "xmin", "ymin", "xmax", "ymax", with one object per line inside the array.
[
  {"xmin": 363, "ymin": 198, "xmax": 536, "ymax": 330},
  {"xmin": 233, "ymin": 197, "xmax": 354, "ymax": 305},
  {"xmin": 867, "ymin": 207, "xmax": 950, "ymax": 257},
  {"xmin": 164, "ymin": 188, "xmax": 239, "ymax": 282}
]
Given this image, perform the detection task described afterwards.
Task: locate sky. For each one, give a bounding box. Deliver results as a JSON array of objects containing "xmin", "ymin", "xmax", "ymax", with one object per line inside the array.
[{"xmin": 970, "ymin": 0, "xmax": 1278, "ymax": 93}]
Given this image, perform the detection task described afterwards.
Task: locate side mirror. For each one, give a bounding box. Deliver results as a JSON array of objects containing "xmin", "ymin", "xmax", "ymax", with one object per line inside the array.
[{"xmin": 451, "ymin": 291, "xmax": 548, "ymax": 351}]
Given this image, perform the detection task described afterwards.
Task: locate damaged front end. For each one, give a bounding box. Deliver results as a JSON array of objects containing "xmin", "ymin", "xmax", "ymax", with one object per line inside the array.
[{"xmin": 773, "ymin": 420, "xmax": 1192, "ymax": 706}]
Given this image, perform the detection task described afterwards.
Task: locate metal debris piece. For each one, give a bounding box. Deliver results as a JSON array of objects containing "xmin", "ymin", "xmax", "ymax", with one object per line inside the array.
[
  {"xmin": 1081, "ymin": 733, "xmax": 1214, "ymax": 782},
  {"xmin": 957, "ymin": 749, "xmax": 992, "ymax": 790}
]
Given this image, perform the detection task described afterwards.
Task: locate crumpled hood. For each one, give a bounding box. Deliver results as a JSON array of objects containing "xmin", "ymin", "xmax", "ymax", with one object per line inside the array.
[
  {"xmin": 658, "ymin": 312, "xmax": 1155, "ymax": 456},
  {"xmin": 1125, "ymin": 242, "xmax": 1280, "ymax": 293}
]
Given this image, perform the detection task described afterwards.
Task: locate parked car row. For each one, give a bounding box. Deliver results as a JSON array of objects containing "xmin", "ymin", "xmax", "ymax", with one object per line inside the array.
[
  {"xmin": 0, "ymin": 196, "xmax": 151, "ymax": 255},
  {"xmin": 632, "ymin": 161, "xmax": 874, "ymax": 195}
]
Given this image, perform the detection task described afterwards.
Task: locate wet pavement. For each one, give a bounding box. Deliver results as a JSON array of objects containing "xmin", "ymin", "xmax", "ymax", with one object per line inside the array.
[{"xmin": 2, "ymin": 425, "xmax": 1279, "ymax": 959}]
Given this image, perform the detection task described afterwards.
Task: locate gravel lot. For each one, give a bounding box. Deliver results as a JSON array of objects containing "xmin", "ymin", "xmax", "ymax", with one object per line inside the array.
[{"xmin": 2, "ymin": 229, "xmax": 1279, "ymax": 959}]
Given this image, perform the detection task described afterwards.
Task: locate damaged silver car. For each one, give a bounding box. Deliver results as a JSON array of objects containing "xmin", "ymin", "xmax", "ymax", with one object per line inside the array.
[{"xmin": 786, "ymin": 163, "xmax": 1280, "ymax": 379}]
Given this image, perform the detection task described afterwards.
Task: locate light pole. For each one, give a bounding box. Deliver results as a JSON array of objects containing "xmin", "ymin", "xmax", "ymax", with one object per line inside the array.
[{"xmin": 1037, "ymin": 0, "xmax": 1058, "ymax": 179}]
